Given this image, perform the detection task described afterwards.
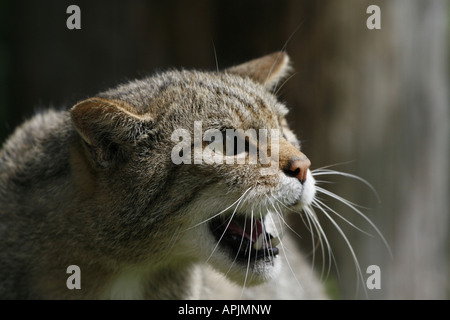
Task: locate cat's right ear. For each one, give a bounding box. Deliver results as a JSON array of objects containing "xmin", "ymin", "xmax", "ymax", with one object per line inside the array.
[
  {"xmin": 225, "ymin": 51, "xmax": 292, "ymax": 90},
  {"xmin": 70, "ymin": 97, "xmax": 152, "ymax": 168}
]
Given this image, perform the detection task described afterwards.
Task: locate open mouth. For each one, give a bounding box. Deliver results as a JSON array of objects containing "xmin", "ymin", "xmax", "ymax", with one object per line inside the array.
[{"xmin": 209, "ymin": 214, "xmax": 280, "ymax": 262}]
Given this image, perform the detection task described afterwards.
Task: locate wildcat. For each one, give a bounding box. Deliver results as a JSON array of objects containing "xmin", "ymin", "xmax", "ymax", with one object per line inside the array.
[{"xmin": 0, "ymin": 52, "xmax": 328, "ymax": 299}]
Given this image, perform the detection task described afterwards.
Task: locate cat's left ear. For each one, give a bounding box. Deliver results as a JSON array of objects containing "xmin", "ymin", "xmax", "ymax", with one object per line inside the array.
[
  {"xmin": 70, "ymin": 97, "xmax": 153, "ymax": 168},
  {"xmin": 225, "ymin": 51, "xmax": 292, "ymax": 90}
]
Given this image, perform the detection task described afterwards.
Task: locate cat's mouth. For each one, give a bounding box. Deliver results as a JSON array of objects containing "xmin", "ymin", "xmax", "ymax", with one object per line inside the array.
[{"xmin": 209, "ymin": 214, "xmax": 280, "ymax": 262}]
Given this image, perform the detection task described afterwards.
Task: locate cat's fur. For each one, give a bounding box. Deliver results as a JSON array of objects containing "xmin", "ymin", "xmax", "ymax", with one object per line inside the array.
[{"xmin": 0, "ymin": 52, "xmax": 326, "ymax": 299}]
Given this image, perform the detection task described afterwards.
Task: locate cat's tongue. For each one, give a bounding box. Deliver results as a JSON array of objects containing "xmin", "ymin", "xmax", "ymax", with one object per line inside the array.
[
  {"xmin": 225, "ymin": 217, "xmax": 278, "ymax": 250},
  {"xmin": 226, "ymin": 218, "xmax": 264, "ymax": 243}
]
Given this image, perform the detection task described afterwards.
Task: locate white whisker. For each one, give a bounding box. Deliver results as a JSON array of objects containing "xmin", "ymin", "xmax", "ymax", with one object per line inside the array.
[
  {"xmin": 266, "ymin": 196, "xmax": 300, "ymax": 239},
  {"xmin": 315, "ymin": 185, "xmax": 373, "ymax": 210},
  {"xmin": 274, "ymin": 72, "xmax": 297, "ymax": 96},
  {"xmin": 312, "ymin": 169, "xmax": 380, "ymax": 203},
  {"xmin": 313, "ymin": 198, "xmax": 374, "ymax": 238},
  {"xmin": 312, "ymin": 161, "xmax": 356, "ymax": 171},
  {"xmin": 259, "ymin": 208, "xmax": 271, "ymax": 263},
  {"xmin": 312, "ymin": 199, "xmax": 367, "ymax": 297},
  {"xmin": 240, "ymin": 209, "xmax": 254, "ymax": 298},
  {"xmin": 273, "ymin": 197, "xmax": 330, "ymax": 277},
  {"xmin": 224, "ymin": 211, "xmax": 249, "ymax": 281},
  {"xmin": 265, "ymin": 200, "xmax": 305, "ymax": 293},
  {"xmin": 299, "ymin": 205, "xmax": 320, "ymax": 274},
  {"xmin": 212, "ymin": 40, "xmax": 219, "ymax": 73},
  {"xmin": 315, "ymin": 186, "xmax": 392, "ymax": 258},
  {"xmin": 303, "ymin": 204, "xmax": 335, "ymax": 281},
  {"xmin": 206, "ymin": 189, "xmax": 247, "ymax": 263},
  {"xmin": 184, "ymin": 186, "xmax": 252, "ymax": 231}
]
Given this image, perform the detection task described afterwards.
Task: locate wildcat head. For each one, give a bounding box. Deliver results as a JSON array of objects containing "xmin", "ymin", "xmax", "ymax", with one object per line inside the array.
[{"xmin": 70, "ymin": 52, "xmax": 315, "ymax": 287}]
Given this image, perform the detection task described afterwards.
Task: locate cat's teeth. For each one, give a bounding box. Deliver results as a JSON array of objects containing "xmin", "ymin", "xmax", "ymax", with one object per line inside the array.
[
  {"xmin": 254, "ymin": 234, "xmax": 281, "ymax": 250},
  {"xmin": 253, "ymin": 234, "xmax": 264, "ymax": 250},
  {"xmin": 270, "ymin": 236, "xmax": 280, "ymax": 247}
]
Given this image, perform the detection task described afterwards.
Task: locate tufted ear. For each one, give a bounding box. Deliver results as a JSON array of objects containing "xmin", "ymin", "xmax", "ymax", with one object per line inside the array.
[
  {"xmin": 225, "ymin": 51, "xmax": 292, "ymax": 90},
  {"xmin": 70, "ymin": 97, "xmax": 152, "ymax": 168}
]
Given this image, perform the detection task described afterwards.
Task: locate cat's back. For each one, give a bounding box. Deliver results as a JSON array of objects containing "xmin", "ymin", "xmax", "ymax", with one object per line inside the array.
[
  {"xmin": 0, "ymin": 109, "xmax": 74, "ymax": 298},
  {"xmin": 0, "ymin": 109, "xmax": 73, "ymax": 207}
]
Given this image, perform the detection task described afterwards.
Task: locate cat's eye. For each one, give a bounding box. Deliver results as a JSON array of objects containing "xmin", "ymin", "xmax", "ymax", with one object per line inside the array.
[{"xmin": 205, "ymin": 130, "xmax": 250, "ymax": 157}]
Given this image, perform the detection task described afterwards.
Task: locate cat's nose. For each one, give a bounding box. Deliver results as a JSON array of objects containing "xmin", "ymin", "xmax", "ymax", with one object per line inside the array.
[
  {"xmin": 284, "ymin": 156, "xmax": 311, "ymax": 184},
  {"xmin": 278, "ymin": 138, "xmax": 311, "ymax": 183}
]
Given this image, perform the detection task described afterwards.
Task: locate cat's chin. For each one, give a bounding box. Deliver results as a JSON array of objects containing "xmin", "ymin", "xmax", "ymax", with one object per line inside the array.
[{"xmin": 207, "ymin": 245, "xmax": 282, "ymax": 287}]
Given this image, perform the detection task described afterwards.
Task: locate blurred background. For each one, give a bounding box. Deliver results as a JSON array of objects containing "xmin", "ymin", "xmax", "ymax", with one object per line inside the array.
[{"xmin": 0, "ymin": 0, "xmax": 448, "ymax": 299}]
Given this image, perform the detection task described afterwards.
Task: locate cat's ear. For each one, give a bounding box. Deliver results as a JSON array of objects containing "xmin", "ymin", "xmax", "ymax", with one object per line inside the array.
[
  {"xmin": 225, "ymin": 51, "xmax": 292, "ymax": 90},
  {"xmin": 70, "ymin": 97, "xmax": 152, "ymax": 168}
]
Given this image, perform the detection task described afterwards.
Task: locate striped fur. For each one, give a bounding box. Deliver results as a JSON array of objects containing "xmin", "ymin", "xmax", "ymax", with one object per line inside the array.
[{"xmin": 0, "ymin": 52, "xmax": 325, "ymax": 299}]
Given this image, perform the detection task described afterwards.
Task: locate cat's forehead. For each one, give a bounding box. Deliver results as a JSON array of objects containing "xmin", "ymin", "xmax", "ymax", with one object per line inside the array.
[{"xmin": 99, "ymin": 70, "xmax": 288, "ymax": 128}]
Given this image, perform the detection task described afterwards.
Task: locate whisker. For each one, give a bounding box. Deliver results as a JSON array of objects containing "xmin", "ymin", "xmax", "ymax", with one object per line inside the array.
[
  {"xmin": 273, "ymin": 197, "xmax": 310, "ymax": 247},
  {"xmin": 274, "ymin": 72, "xmax": 297, "ymax": 96},
  {"xmin": 266, "ymin": 25, "xmax": 302, "ymax": 91},
  {"xmin": 184, "ymin": 186, "xmax": 252, "ymax": 231},
  {"xmin": 303, "ymin": 204, "xmax": 335, "ymax": 281},
  {"xmin": 297, "ymin": 204, "xmax": 319, "ymax": 272},
  {"xmin": 313, "ymin": 198, "xmax": 374, "ymax": 238},
  {"xmin": 314, "ymin": 186, "xmax": 364, "ymax": 212},
  {"xmin": 312, "ymin": 169, "xmax": 380, "ymax": 203},
  {"xmin": 240, "ymin": 209, "xmax": 254, "ymax": 298},
  {"xmin": 206, "ymin": 189, "xmax": 247, "ymax": 263},
  {"xmin": 265, "ymin": 51, "xmax": 287, "ymax": 90},
  {"xmin": 312, "ymin": 160, "xmax": 356, "ymax": 171},
  {"xmin": 313, "ymin": 179, "xmax": 337, "ymax": 185},
  {"xmin": 272, "ymin": 198, "xmax": 326, "ymax": 274},
  {"xmin": 312, "ymin": 199, "xmax": 367, "ymax": 298},
  {"xmin": 211, "ymin": 40, "xmax": 219, "ymax": 73},
  {"xmin": 265, "ymin": 201, "xmax": 305, "ymax": 292},
  {"xmin": 224, "ymin": 197, "xmax": 252, "ymax": 279},
  {"xmin": 259, "ymin": 207, "xmax": 271, "ymax": 263},
  {"xmin": 315, "ymin": 186, "xmax": 392, "ymax": 258},
  {"xmin": 266, "ymin": 196, "xmax": 301, "ymax": 239}
]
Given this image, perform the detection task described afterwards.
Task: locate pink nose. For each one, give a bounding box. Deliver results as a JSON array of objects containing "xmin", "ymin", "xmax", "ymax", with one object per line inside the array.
[{"xmin": 285, "ymin": 157, "xmax": 311, "ymax": 184}]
